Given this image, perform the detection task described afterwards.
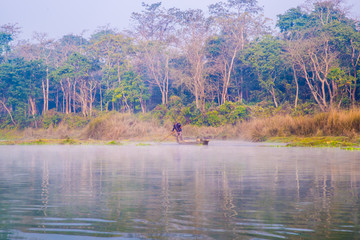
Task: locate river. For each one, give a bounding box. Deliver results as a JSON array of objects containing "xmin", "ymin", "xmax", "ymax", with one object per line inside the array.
[{"xmin": 0, "ymin": 141, "xmax": 359, "ymax": 239}]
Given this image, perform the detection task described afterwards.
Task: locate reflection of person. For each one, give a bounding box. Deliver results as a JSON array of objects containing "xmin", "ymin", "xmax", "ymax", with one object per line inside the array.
[{"xmin": 172, "ymin": 122, "xmax": 183, "ymax": 143}]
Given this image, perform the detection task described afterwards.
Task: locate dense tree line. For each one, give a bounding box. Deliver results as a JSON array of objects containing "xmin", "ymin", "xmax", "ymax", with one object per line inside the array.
[{"xmin": 0, "ymin": 0, "xmax": 359, "ymax": 127}]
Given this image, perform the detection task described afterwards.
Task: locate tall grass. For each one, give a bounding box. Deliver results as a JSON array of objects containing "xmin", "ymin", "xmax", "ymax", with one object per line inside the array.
[
  {"xmin": 237, "ymin": 109, "xmax": 360, "ymax": 141},
  {"xmin": 83, "ymin": 112, "xmax": 168, "ymax": 140},
  {"xmin": 3, "ymin": 108, "xmax": 360, "ymax": 142},
  {"xmin": 1, "ymin": 112, "xmax": 168, "ymax": 141},
  {"xmin": 0, "ymin": 122, "xmax": 81, "ymax": 140}
]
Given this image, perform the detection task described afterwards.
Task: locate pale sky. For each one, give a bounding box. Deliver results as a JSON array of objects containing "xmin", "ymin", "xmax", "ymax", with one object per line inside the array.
[{"xmin": 1, "ymin": 0, "xmax": 360, "ymax": 41}]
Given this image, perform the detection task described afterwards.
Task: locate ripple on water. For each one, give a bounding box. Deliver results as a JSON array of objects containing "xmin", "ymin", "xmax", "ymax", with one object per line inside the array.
[
  {"xmin": 42, "ymin": 223, "xmax": 93, "ymax": 226},
  {"xmin": 34, "ymin": 217, "xmax": 117, "ymax": 223},
  {"xmin": 1, "ymin": 144, "xmax": 360, "ymax": 239},
  {"xmin": 23, "ymin": 228, "xmax": 144, "ymax": 239}
]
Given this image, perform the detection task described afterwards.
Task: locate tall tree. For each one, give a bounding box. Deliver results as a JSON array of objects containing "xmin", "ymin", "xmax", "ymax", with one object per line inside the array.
[
  {"xmin": 89, "ymin": 32, "xmax": 134, "ymax": 111},
  {"xmin": 0, "ymin": 32, "xmax": 12, "ymax": 63},
  {"xmin": 111, "ymin": 70, "xmax": 149, "ymax": 113},
  {"xmin": 52, "ymin": 53, "xmax": 99, "ymax": 116},
  {"xmin": 0, "ymin": 59, "xmax": 45, "ymax": 126},
  {"xmin": 325, "ymin": 20, "xmax": 360, "ymax": 106},
  {"xmin": 246, "ymin": 36, "xmax": 285, "ymax": 107},
  {"xmin": 0, "ymin": 23, "xmax": 21, "ymax": 63},
  {"xmin": 14, "ymin": 33, "xmax": 56, "ymax": 113},
  {"xmin": 209, "ymin": 0, "xmax": 266, "ymax": 104},
  {"xmin": 288, "ymin": 33, "xmax": 339, "ymax": 111},
  {"xmin": 130, "ymin": 2, "xmax": 179, "ymax": 105},
  {"xmin": 178, "ymin": 9, "xmax": 213, "ymax": 112},
  {"xmin": 280, "ymin": 0, "xmax": 357, "ymax": 110}
]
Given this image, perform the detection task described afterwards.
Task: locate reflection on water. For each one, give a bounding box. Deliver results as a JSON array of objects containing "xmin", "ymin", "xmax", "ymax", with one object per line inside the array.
[{"xmin": 0, "ymin": 141, "xmax": 360, "ymax": 239}]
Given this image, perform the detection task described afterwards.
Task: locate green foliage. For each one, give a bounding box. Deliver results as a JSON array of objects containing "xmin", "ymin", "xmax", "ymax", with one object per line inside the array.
[
  {"xmin": 0, "ymin": 32, "xmax": 12, "ymax": 62},
  {"xmin": 205, "ymin": 36, "xmax": 226, "ymax": 59},
  {"xmin": 292, "ymin": 102, "xmax": 317, "ymax": 116},
  {"xmin": 42, "ymin": 111, "xmax": 62, "ymax": 128},
  {"xmin": 21, "ymin": 139, "xmax": 48, "ymax": 145},
  {"xmin": 1, "ymin": 0, "xmax": 360, "ymax": 131},
  {"xmin": 150, "ymin": 100, "xmax": 248, "ymax": 127},
  {"xmin": 111, "ymin": 70, "xmax": 149, "ymax": 113},
  {"xmin": 0, "ymin": 58, "xmax": 46, "ymax": 128},
  {"xmin": 202, "ymin": 110, "xmax": 222, "ymax": 127},
  {"xmin": 227, "ymin": 104, "xmax": 248, "ymax": 124},
  {"xmin": 63, "ymin": 114, "xmax": 90, "ymax": 128},
  {"xmin": 182, "ymin": 108, "xmax": 200, "ymax": 125},
  {"xmin": 284, "ymin": 136, "xmax": 356, "ymax": 148},
  {"xmin": 244, "ymin": 36, "xmax": 285, "ymax": 106},
  {"xmin": 277, "ymin": 7, "xmax": 311, "ymax": 38},
  {"xmin": 106, "ymin": 140, "xmax": 122, "ymax": 145},
  {"xmin": 59, "ymin": 34, "xmax": 88, "ymax": 47},
  {"xmin": 151, "ymin": 104, "xmax": 168, "ymax": 124},
  {"xmin": 61, "ymin": 137, "xmax": 76, "ymax": 145}
]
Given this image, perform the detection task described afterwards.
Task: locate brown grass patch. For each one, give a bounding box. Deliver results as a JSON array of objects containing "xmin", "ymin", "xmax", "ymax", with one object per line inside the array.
[
  {"xmin": 237, "ymin": 109, "xmax": 360, "ymax": 141},
  {"xmin": 3, "ymin": 108, "xmax": 360, "ymax": 143},
  {"xmin": 82, "ymin": 112, "xmax": 168, "ymax": 140}
]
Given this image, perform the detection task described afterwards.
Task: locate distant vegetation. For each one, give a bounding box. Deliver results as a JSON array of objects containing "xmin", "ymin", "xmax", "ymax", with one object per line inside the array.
[{"xmin": 0, "ymin": 0, "xmax": 360, "ymax": 142}]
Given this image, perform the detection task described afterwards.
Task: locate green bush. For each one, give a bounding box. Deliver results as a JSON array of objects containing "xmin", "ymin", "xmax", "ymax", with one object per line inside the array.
[
  {"xmin": 204, "ymin": 110, "xmax": 222, "ymax": 126},
  {"xmin": 151, "ymin": 104, "xmax": 168, "ymax": 124},
  {"xmin": 227, "ymin": 104, "xmax": 248, "ymax": 124},
  {"xmin": 181, "ymin": 104, "xmax": 201, "ymax": 124},
  {"xmin": 43, "ymin": 112, "xmax": 62, "ymax": 128},
  {"xmin": 216, "ymin": 101, "xmax": 249, "ymax": 125},
  {"xmin": 148, "ymin": 100, "xmax": 249, "ymax": 127},
  {"xmin": 63, "ymin": 114, "xmax": 90, "ymax": 128},
  {"xmin": 291, "ymin": 102, "xmax": 317, "ymax": 116}
]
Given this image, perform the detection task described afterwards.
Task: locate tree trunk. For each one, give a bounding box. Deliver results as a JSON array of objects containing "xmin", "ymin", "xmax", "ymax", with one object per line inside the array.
[
  {"xmin": 239, "ymin": 70, "xmax": 244, "ymax": 103},
  {"xmin": 42, "ymin": 67, "xmax": 50, "ymax": 114},
  {"xmin": 292, "ymin": 65, "xmax": 299, "ymax": 109},
  {"xmin": 270, "ymin": 86, "xmax": 278, "ymax": 108},
  {"xmin": 42, "ymin": 80, "xmax": 46, "ymax": 113},
  {"xmin": 350, "ymin": 40, "xmax": 360, "ymax": 107},
  {"xmin": 0, "ymin": 99, "xmax": 16, "ymax": 125},
  {"xmin": 194, "ymin": 81, "xmax": 199, "ymax": 109},
  {"xmin": 100, "ymin": 86, "xmax": 103, "ymax": 112},
  {"xmin": 29, "ymin": 97, "xmax": 37, "ymax": 117},
  {"xmin": 221, "ymin": 47, "xmax": 238, "ymax": 104},
  {"xmin": 29, "ymin": 96, "xmax": 37, "ymax": 128},
  {"xmin": 46, "ymin": 67, "xmax": 49, "ymax": 112},
  {"xmin": 139, "ymin": 98, "xmax": 146, "ymax": 113},
  {"xmin": 73, "ymin": 80, "xmax": 77, "ymax": 113},
  {"xmin": 56, "ymin": 89, "xmax": 59, "ymax": 112}
]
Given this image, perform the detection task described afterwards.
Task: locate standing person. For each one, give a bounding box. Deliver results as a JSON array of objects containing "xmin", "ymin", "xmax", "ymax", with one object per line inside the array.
[{"xmin": 172, "ymin": 122, "xmax": 183, "ymax": 143}]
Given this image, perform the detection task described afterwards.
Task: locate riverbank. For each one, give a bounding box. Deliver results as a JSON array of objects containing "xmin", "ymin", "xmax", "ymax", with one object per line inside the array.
[
  {"xmin": 1, "ymin": 109, "xmax": 360, "ymax": 149},
  {"xmin": 1, "ymin": 136, "xmax": 359, "ymax": 150},
  {"xmin": 267, "ymin": 136, "xmax": 360, "ymax": 150}
]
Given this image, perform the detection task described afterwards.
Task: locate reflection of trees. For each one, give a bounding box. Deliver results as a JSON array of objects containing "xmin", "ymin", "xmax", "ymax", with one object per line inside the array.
[
  {"xmin": 2, "ymin": 147, "xmax": 360, "ymax": 239},
  {"xmin": 161, "ymin": 169, "xmax": 169, "ymax": 234},
  {"xmin": 220, "ymin": 167, "xmax": 237, "ymax": 219},
  {"xmin": 41, "ymin": 158, "xmax": 49, "ymax": 217}
]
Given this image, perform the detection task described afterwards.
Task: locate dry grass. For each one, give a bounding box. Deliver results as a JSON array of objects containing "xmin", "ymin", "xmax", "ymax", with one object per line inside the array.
[
  {"xmin": 0, "ymin": 112, "xmax": 168, "ymax": 142},
  {"xmin": 237, "ymin": 109, "xmax": 360, "ymax": 141},
  {"xmin": 3, "ymin": 108, "xmax": 360, "ymax": 143},
  {"xmin": 0, "ymin": 123, "xmax": 80, "ymax": 141},
  {"xmin": 183, "ymin": 125, "xmax": 226, "ymax": 139},
  {"xmin": 82, "ymin": 112, "xmax": 168, "ymax": 141},
  {"xmin": 22, "ymin": 123, "xmax": 80, "ymax": 139}
]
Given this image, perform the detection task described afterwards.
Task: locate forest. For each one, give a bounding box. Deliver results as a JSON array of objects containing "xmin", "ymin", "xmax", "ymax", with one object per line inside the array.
[{"xmin": 0, "ymin": 0, "xmax": 360, "ymax": 135}]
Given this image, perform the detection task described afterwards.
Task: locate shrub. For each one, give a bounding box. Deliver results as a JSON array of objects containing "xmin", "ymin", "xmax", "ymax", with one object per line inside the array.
[
  {"xmin": 204, "ymin": 110, "xmax": 222, "ymax": 127},
  {"xmin": 42, "ymin": 111, "xmax": 62, "ymax": 129},
  {"xmin": 63, "ymin": 114, "xmax": 90, "ymax": 128}
]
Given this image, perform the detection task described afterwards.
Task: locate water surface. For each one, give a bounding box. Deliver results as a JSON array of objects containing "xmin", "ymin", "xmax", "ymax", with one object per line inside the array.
[{"xmin": 1, "ymin": 141, "xmax": 360, "ymax": 239}]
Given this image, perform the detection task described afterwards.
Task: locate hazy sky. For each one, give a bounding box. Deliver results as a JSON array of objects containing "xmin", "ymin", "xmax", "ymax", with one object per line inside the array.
[{"xmin": 1, "ymin": 0, "xmax": 360, "ymax": 41}]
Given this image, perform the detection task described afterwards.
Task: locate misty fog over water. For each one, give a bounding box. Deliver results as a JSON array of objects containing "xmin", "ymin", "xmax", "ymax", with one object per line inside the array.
[{"xmin": 1, "ymin": 142, "xmax": 359, "ymax": 239}]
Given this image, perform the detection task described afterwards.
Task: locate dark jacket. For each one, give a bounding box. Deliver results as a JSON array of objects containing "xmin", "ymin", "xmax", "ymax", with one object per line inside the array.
[{"xmin": 172, "ymin": 123, "xmax": 182, "ymax": 132}]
